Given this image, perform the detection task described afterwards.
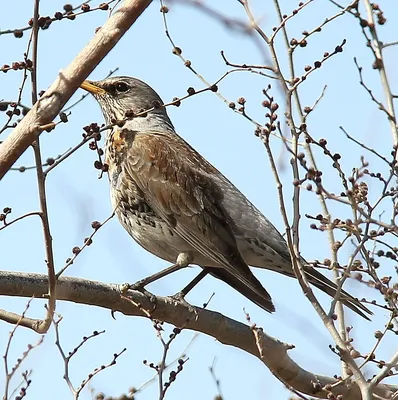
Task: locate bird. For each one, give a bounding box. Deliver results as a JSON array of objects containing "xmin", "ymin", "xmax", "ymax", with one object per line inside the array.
[{"xmin": 80, "ymin": 76, "xmax": 371, "ymax": 319}]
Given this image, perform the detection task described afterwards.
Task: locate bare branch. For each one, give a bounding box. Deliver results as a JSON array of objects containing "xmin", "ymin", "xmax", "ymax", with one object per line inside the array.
[
  {"xmin": 0, "ymin": 0, "xmax": 152, "ymax": 179},
  {"xmin": 0, "ymin": 271, "xmax": 395, "ymax": 400}
]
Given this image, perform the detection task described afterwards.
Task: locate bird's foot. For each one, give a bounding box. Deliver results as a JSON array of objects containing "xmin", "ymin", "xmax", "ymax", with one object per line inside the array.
[
  {"xmin": 123, "ymin": 278, "xmax": 150, "ymax": 292},
  {"xmin": 169, "ymin": 291, "xmax": 198, "ymax": 319},
  {"xmin": 121, "ymin": 282, "xmax": 157, "ymax": 312}
]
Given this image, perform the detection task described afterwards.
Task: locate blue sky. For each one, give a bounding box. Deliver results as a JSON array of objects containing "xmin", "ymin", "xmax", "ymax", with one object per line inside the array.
[{"xmin": 1, "ymin": 1, "xmax": 398, "ymax": 399}]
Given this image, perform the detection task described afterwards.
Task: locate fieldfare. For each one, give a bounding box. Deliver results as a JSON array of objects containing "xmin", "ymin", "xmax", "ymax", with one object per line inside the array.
[{"xmin": 80, "ymin": 76, "xmax": 371, "ymax": 319}]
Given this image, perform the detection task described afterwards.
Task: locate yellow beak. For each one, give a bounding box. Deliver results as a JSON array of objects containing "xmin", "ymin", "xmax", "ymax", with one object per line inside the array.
[{"xmin": 80, "ymin": 80, "xmax": 106, "ymax": 95}]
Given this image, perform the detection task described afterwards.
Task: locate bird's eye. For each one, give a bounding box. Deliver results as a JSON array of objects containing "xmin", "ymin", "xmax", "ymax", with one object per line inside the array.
[{"xmin": 115, "ymin": 82, "xmax": 129, "ymax": 92}]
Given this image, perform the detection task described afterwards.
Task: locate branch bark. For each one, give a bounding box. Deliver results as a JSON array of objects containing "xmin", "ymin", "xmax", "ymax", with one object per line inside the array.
[
  {"xmin": 0, "ymin": 270, "xmax": 395, "ymax": 400},
  {"xmin": 0, "ymin": 0, "xmax": 152, "ymax": 180}
]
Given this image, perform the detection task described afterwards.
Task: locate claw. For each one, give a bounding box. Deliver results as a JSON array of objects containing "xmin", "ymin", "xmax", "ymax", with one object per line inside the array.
[
  {"xmin": 169, "ymin": 291, "xmax": 198, "ymax": 319},
  {"xmin": 127, "ymin": 279, "xmax": 148, "ymax": 292},
  {"xmin": 122, "ymin": 282, "xmax": 157, "ymax": 313},
  {"xmin": 138, "ymin": 287, "xmax": 158, "ymax": 308}
]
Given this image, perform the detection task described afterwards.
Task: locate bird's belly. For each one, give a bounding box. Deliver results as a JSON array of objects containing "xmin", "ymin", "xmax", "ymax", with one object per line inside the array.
[
  {"xmin": 115, "ymin": 207, "xmax": 183, "ymax": 261},
  {"xmin": 112, "ymin": 194, "xmax": 212, "ymax": 266}
]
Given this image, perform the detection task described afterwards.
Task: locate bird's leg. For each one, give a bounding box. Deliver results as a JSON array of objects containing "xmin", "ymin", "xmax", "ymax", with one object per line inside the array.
[
  {"xmin": 127, "ymin": 264, "xmax": 185, "ymax": 292},
  {"xmin": 127, "ymin": 252, "xmax": 193, "ymax": 291},
  {"xmin": 173, "ymin": 269, "xmax": 209, "ymax": 299},
  {"xmin": 121, "ymin": 253, "xmax": 193, "ymax": 314}
]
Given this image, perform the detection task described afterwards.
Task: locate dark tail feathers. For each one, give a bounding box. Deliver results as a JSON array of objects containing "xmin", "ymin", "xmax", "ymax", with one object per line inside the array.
[
  {"xmin": 205, "ymin": 264, "xmax": 372, "ymax": 320},
  {"xmin": 304, "ymin": 266, "xmax": 372, "ymax": 320},
  {"xmin": 208, "ymin": 267, "xmax": 275, "ymax": 314}
]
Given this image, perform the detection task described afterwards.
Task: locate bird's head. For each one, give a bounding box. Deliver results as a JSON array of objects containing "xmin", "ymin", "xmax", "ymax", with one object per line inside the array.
[{"xmin": 80, "ymin": 76, "xmax": 174, "ymax": 132}]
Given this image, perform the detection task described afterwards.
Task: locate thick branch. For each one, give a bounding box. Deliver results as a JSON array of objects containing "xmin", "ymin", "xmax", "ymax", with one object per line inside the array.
[
  {"xmin": 0, "ymin": 271, "xmax": 395, "ymax": 400},
  {"xmin": 0, "ymin": 0, "xmax": 152, "ymax": 179}
]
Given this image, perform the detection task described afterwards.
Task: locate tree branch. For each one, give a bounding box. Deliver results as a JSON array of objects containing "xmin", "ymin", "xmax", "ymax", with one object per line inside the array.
[
  {"xmin": 0, "ymin": 0, "xmax": 152, "ymax": 180},
  {"xmin": 0, "ymin": 271, "xmax": 395, "ymax": 400}
]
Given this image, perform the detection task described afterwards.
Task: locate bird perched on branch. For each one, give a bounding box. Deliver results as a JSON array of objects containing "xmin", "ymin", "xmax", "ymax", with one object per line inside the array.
[{"xmin": 80, "ymin": 76, "xmax": 371, "ymax": 319}]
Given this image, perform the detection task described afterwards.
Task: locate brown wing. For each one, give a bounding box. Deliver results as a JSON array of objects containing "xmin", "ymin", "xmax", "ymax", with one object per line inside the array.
[{"xmin": 124, "ymin": 130, "xmax": 275, "ymax": 312}]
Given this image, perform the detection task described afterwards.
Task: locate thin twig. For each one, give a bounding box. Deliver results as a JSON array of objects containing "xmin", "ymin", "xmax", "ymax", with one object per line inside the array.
[{"xmin": 30, "ymin": 0, "xmax": 57, "ymax": 335}]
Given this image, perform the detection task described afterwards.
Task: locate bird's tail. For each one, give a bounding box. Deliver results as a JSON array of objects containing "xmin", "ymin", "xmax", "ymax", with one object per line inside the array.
[
  {"xmin": 208, "ymin": 267, "xmax": 276, "ymax": 314},
  {"xmin": 303, "ymin": 265, "xmax": 372, "ymax": 320}
]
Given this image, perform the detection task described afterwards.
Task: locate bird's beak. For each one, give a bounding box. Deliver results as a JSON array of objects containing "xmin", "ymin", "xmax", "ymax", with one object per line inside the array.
[{"xmin": 80, "ymin": 80, "xmax": 106, "ymax": 95}]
